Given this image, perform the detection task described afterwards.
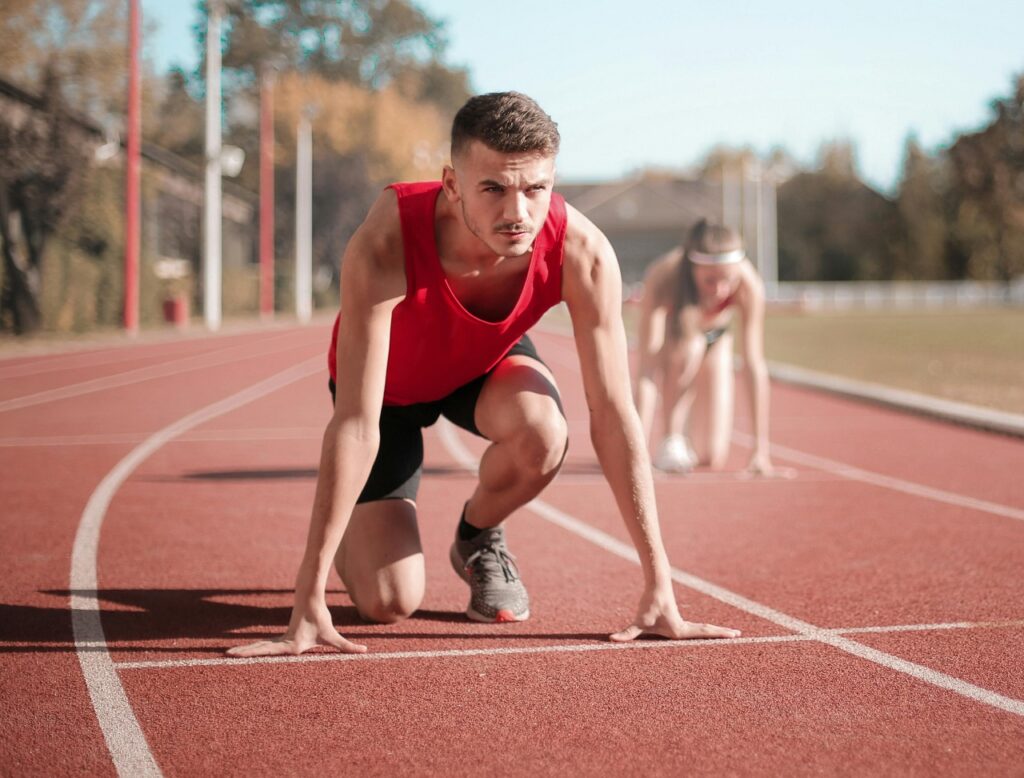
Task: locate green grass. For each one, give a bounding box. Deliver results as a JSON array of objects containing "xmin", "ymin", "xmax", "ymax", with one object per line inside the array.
[
  {"xmin": 551, "ymin": 303, "xmax": 1024, "ymax": 415},
  {"xmin": 764, "ymin": 307, "xmax": 1024, "ymax": 414}
]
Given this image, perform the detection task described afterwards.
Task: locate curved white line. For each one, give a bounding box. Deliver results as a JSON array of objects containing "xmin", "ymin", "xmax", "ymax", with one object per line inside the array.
[{"xmin": 72, "ymin": 356, "xmax": 325, "ymax": 776}]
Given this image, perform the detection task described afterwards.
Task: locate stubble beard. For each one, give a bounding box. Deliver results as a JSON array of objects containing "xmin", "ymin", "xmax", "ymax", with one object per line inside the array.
[{"xmin": 459, "ymin": 199, "xmax": 535, "ymax": 258}]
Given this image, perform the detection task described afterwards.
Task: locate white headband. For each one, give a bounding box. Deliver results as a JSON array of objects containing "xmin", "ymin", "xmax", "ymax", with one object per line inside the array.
[{"xmin": 689, "ymin": 249, "xmax": 745, "ymax": 266}]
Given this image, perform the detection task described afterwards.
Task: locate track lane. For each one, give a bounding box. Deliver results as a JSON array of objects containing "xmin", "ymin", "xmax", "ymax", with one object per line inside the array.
[{"xmin": 4, "ymin": 320, "xmax": 1023, "ymax": 775}]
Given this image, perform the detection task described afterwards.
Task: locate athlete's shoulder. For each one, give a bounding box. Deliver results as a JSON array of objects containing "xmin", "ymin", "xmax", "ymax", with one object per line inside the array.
[
  {"xmin": 562, "ymin": 202, "xmax": 615, "ymax": 270},
  {"xmin": 737, "ymin": 257, "xmax": 766, "ymax": 302},
  {"xmin": 342, "ymin": 188, "xmax": 406, "ymax": 301}
]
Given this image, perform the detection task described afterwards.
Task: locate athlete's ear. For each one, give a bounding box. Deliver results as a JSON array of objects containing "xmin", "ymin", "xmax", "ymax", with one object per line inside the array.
[{"xmin": 441, "ymin": 164, "xmax": 460, "ymax": 203}]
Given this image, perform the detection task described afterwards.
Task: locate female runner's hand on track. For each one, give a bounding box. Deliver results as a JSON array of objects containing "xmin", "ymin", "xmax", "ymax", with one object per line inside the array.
[
  {"xmin": 226, "ymin": 596, "xmax": 367, "ymax": 658},
  {"xmin": 609, "ymin": 586, "xmax": 741, "ymax": 642},
  {"xmin": 742, "ymin": 451, "xmax": 797, "ymax": 480}
]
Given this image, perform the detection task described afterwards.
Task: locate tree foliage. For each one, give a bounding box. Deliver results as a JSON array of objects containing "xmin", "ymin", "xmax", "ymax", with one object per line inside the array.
[
  {"xmin": 946, "ymin": 75, "xmax": 1024, "ymax": 282},
  {"xmin": 894, "ymin": 135, "xmax": 950, "ymax": 279},
  {"xmin": 182, "ymin": 0, "xmax": 469, "ymax": 297},
  {"xmin": 777, "ymin": 141, "xmax": 900, "ymax": 282},
  {"xmin": 269, "ymin": 72, "xmax": 449, "ymax": 287},
  {"xmin": 197, "ymin": 0, "xmax": 470, "ymax": 113},
  {"xmin": 0, "ymin": 69, "xmax": 92, "ymax": 333}
]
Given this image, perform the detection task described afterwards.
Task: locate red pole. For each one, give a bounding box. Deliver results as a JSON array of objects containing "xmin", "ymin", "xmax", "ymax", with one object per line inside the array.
[
  {"xmin": 124, "ymin": 0, "xmax": 140, "ymax": 334},
  {"xmin": 259, "ymin": 67, "xmax": 275, "ymax": 319}
]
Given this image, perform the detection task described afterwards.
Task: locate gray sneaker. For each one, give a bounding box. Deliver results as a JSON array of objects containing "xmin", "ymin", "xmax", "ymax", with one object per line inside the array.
[{"xmin": 450, "ymin": 525, "xmax": 530, "ymax": 623}]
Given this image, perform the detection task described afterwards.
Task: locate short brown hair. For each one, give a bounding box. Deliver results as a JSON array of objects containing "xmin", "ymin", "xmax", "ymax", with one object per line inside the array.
[{"xmin": 451, "ymin": 92, "xmax": 560, "ymax": 158}]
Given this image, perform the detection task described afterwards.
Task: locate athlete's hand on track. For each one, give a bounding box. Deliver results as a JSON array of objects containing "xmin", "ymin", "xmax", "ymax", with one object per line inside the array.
[
  {"xmin": 610, "ymin": 586, "xmax": 740, "ymax": 642},
  {"xmin": 226, "ymin": 596, "xmax": 367, "ymax": 658},
  {"xmin": 742, "ymin": 452, "xmax": 796, "ymax": 480}
]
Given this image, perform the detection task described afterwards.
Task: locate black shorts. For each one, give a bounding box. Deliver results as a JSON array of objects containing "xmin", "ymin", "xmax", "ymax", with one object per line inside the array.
[
  {"xmin": 328, "ymin": 334, "xmax": 553, "ymax": 504},
  {"xmin": 705, "ymin": 326, "xmax": 729, "ymax": 348}
]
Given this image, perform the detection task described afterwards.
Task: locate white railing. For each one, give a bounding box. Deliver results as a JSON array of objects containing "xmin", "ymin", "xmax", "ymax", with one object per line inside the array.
[{"xmin": 769, "ymin": 279, "xmax": 1024, "ymax": 309}]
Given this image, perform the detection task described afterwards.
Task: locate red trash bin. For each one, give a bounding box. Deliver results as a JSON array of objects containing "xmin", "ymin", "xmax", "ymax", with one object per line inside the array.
[{"xmin": 163, "ymin": 295, "xmax": 189, "ymax": 329}]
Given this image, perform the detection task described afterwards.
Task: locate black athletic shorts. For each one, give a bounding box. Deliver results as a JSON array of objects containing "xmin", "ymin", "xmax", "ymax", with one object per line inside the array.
[
  {"xmin": 705, "ymin": 326, "xmax": 729, "ymax": 348},
  {"xmin": 328, "ymin": 334, "xmax": 552, "ymax": 504}
]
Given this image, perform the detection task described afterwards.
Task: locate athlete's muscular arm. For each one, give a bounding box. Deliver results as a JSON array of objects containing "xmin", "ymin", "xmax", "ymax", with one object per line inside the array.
[
  {"xmin": 737, "ymin": 267, "xmax": 775, "ymax": 475},
  {"xmin": 228, "ymin": 191, "xmax": 406, "ymax": 658},
  {"xmin": 561, "ymin": 206, "xmax": 739, "ymax": 642}
]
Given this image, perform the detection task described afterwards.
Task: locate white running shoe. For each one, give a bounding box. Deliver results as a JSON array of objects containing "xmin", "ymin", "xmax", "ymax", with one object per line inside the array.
[{"xmin": 653, "ymin": 434, "xmax": 696, "ymax": 473}]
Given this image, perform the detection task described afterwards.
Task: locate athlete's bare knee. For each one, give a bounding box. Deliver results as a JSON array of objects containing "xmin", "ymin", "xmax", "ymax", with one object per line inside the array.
[
  {"xmin": 352, "ymin": 585, "xmax": 422, "ymax": 624},
  {"xmin": 514, "ymin": 408, "xmax": 567, "ymax": 482}
]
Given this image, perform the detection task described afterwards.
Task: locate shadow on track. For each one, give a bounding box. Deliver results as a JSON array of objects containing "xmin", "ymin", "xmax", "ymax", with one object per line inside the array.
[
  {"xmin": 139, "ymin": 459, "xmax": 606, "ymax": 482},
  {"xmin": 0, "ymin": 590, "xmax": 608, "ymax": 653}
]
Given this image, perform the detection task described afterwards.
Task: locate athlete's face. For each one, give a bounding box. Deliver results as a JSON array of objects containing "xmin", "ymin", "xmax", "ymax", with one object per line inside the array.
[
  {"xmin": 442, "ymin": 140, "xmax": 556, "ymax": 258},
  {"xmin": 693, "ymin": 261, "xmax": 743, "ymax": 307}
]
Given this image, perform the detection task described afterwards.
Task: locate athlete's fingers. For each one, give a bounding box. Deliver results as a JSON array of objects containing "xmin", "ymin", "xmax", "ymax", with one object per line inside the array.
[
  {"xmin": 225, "ymin": 640, "xmax": 296, "ymax": 658},
  {"xmin": 657, "ymin": 621, "xmax": 740, "ymax": 640},
  {"xmin": 686, "ymin": 622, "xmax": 742, "ymax": 639},
  {"xmin": 320, "ymin": 632, "xmax": 368, "ymax": 654},
  {"xmin": 609, "ymin": 624, "xmax": 644, "ymax": 643}
]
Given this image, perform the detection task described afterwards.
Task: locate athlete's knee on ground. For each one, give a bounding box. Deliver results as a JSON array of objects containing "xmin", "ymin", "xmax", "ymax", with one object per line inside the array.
[{"xmin": 351, "ymin": 580, "xmax": 423, "ymax": 624}]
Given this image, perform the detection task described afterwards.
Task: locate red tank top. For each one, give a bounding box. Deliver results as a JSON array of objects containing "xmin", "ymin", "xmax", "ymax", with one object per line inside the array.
[{"xmin": 327, "ymin": 181, "xmax": 567, "ymax": 405}]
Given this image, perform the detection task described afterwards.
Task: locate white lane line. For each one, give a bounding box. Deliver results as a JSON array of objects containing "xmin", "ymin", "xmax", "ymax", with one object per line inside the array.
[
  {"xmin": 0, "ymin": 331, "xmax": 304, "ymax": 414},
  {"xmin": 110, "ymin": 619, "xmax": 1024, "ymax": 672},
  {"xmin": 731, "ymin": 431, "xmax": 1024, "ymax": 523},
  {"xmin": 536, "ymin": 328, "xmax": 1024, "ymax": 525},
  {"xmin": 436, "ymin": 419, "xmax": 1024, "ymax": 718},
  {"xmin": 115, "ymin": 634, "xmax": 811, "ymax": 671},
  {"xmin": 0, "ymin": 428, "xmax": 325, "ymax": 448},
  {"xmin": 72, "ymin": 356, "xmax": 325, "ymax": 778},
  {"xmin": 0, "ymin": 343, "xmax": 198, "ymax": 381},
  {"xmin": 837, "ymin": 619, "xmax": 1024, "ymax": 636}
]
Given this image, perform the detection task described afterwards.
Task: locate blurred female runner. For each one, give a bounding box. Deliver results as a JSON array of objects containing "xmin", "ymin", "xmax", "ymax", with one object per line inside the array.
[{"xmin": 634, "ymin": 219, "xmax": 782, "ymax": 475}]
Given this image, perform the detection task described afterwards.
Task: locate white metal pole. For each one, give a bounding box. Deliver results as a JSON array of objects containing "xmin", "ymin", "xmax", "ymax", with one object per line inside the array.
[
  {"xmin": 203, "ymin": 1, "xmax": 222, "ymax": 331},
  {"xmin": 764, "ymin": 173, "xmax": 779, "ymax": 299},
  {"xmin": 742, "ymin": 160, "xmax": 759, "ymax": 269},
  {"xmin": 723, "ymin": 162, "xmax": 741, "ymax": 231},
  {"xmin": 755, "ymin": 164, "xmax": 765, "ymax": 277},
  {"xmin": 295, "ymin": 112, "xmax": 312, "ymax": 324}
]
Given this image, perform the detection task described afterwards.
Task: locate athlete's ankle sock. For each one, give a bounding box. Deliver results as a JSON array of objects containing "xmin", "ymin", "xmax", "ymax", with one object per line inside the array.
[{"xmin": 458, "ymin": 504, "xmax": 484, "ymax": 541}]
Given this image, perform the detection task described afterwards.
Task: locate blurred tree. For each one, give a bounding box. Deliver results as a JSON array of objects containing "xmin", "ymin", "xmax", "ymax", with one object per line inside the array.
[
  {"xmin": 894, "ymin": 135, "xmax": 950, "ymax": 279},
  {"xmin": 0, "ymin": 69, "xmax": 91, "ymax": 333},
  {"xmin": 179, "ymin": 1, "xmax": 470, "ymax": 310},
  {"xmin": 0, "ymin": 0, "xmax": 167, "ymax": 333},
  {"xmin": 269, "ymin": 72, "xmax": 449, "ymax": 289},
  {"xmin": 147, "ymin": 67, "xmax": 206, "ymax": 164},
  {"xmin": 195, "ymin": 0, "xmax": 470, "ymax": 112},
  {"xmin": 947, "ymin": 74, "xmax": 1024, "ymax": 282},
  {"xmin": 777, "ymin": 141, "xmax": 900, "ymax": 281},
  {"xmin": 0, "ymin": 0, "xmax": 164, "ymax": 125}
]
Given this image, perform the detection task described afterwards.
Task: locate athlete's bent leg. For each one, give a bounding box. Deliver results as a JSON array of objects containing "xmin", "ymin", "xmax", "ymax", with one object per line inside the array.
[
  {"xmin": 465, "ymin": 356, "xmax": 567, "ymax": 529},
  {"xmin": 689, "ymin": 334, "xmax": 734, "ymax": 469},
  {"xmin": 335, "ymin": 498, "xmax": 425, "ymax": 624},
  {"xmin": 662, "ymin": 333, "xmax": 706, "ymax": 441}
]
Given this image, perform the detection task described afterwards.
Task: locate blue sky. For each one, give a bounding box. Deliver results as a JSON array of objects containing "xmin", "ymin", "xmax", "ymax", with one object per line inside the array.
[{"xmin": 148, "ymin": 0, "xmax": 1024, "ymax": 193}]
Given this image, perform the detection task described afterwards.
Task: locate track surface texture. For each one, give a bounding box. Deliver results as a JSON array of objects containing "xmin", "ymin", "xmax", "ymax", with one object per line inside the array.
[{"xmin": 1, "ymin": 322, "xmax": 1022, "ymax": 776}]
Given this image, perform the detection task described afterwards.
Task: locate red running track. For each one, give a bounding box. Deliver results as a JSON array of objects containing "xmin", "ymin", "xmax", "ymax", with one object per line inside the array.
[{"xmin": 1, "ymin": 322, "xmax": 1022, "ymax": 776}]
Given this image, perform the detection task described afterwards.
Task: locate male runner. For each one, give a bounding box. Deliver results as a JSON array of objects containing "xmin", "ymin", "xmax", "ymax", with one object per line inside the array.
[{"xmin": 229, "ymin": 92, "xmax": 739, "ymax": 657}]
